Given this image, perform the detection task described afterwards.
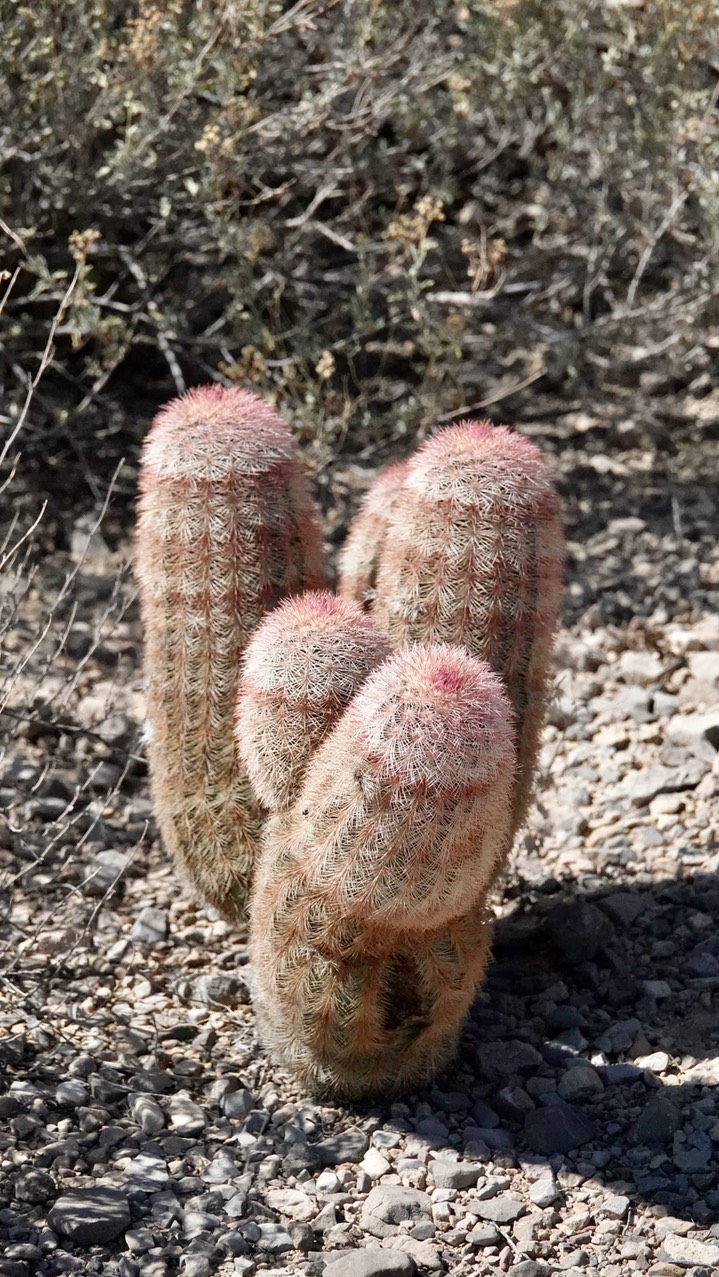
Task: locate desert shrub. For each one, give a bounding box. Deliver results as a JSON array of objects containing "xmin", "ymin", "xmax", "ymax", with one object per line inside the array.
[{"xmin": 1, "ymin": 0, "xmax": 717, "ymax": 511}]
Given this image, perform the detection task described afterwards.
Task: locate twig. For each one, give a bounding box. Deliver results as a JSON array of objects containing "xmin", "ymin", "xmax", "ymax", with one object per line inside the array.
[
  {"xmin": 0, "ymin": 256, "xmax": 83, "ymax": 470},
  {"xmin": 625, "ymin": 190, "xmax": 688, "ymax": 309},
  {"xmin": 437, "ymin": 367, "xmax": 546, "ymax": 422}
]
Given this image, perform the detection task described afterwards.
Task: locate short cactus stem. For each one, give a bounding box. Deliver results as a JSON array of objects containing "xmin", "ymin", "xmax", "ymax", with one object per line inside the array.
[
  {"xmin": 343, "ymin": 420, "xmax": 564, "ymax": 838},
  {"xmin": 247, "ymin": 642, "xmax": 516, "ymax": 1097},
  {"xmin": 135, "ymin": 385, "xmax": 325, "ymax": 921},
  {"xmin": 236, "ymin": 591, "xmax": 391, "ymax": 810},
  {"xmin": 337, "ymin": 460, "xmax": 409, "ymax": 610}
]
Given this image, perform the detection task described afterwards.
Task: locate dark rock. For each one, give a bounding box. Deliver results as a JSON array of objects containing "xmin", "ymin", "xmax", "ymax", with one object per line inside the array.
[
  {"xmin": 14, "ymin": 1169, "xmax": 56, "ymax": 1203},
  {"xmin": 317, "ymin": 1129, "xmax": 370, "ymax": 1166},
  {"xmin": 48, "ymin": 1187, "xmax": 131, "ymax": 1244},
  {"xmin": 524, "ymin": 1104, "xmax": 597, "ymax": 1155},
  {"xmin": 476, "ymin": 1039, "xmax": 543, "ymax": 1080},
  {"xmin": 282, "ymin": 1142, "xmax": 325, "ymax": 1175},
  {"xmin": 634, "ymin": 1095, "xmax": 682, "ymax": 1145},
  {"xmin": 544, "ymin": 901, "xmax": 615, "ymax": 964},
  {"xmin": 598, "ymin": 892, "xmax": 647, "ymax": 927}
]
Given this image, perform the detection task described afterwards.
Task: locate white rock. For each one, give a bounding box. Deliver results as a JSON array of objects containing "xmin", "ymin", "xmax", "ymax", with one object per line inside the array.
[
  {"xmin": 264, "ymin": 1188, "xmax": 315, "ymax": 1221},
  {"xmin": 661, "ymin": 1231, "xmax": 719, "ymax": 1267},
  {"xmin": 361, "ymin": 1147, "xmax": 391, "ymax": 1179},
  {"xmin": 529, "ymin": 1176, "xmax": 558, "ymax": 1207},
  {"xmin": 635, "ymin": 1051, "xmax": 670, "ymax": 1073}
]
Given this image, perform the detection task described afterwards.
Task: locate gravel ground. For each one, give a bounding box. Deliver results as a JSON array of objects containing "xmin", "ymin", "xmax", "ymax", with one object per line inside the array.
[{"xmin": 1, "ymin": 407, "xmax": 718, "ymax": 1277}]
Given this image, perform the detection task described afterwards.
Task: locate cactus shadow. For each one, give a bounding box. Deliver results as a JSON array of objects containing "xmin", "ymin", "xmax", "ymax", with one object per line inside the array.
[{"xmin": 361, "ymin": 870, "xmax": 719, "ymax": 1226}]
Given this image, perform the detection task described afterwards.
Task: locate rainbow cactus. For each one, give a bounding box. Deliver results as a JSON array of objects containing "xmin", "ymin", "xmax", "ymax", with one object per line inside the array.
[
  {"xmin": 137, "ymin": 397, "xmax": 563, "ymax": 1098},
  {"xmin": 339, "ymin": 421, "xmax": 564, "ymax": 838},
  {"xmin": 135, "ymin": 385, "xmax": 325, "ymax": 921},
  {"xmin": 337, "ymin": 460, "xmax": 408, "ymax": 610},
  {"xmin": 237, "ymin": 605, "xmax": 516, "ymax": 1098}
]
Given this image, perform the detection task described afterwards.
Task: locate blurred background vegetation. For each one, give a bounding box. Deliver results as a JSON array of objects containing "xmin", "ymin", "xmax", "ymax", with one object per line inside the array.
[{"xmin": 1, "ymin": 0, "xmax": 718, "ymax": 540}]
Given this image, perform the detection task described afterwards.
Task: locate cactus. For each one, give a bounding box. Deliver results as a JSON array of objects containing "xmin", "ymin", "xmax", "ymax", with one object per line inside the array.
[
  {"xmin": 236, "ymin": 591, "xmax": 391, "ymax": 809},
  {"xmin": 239, "ymin": 635, "xmax": 516, "ymax": 1098},
  {"xmin": 339, "ymin": 421, "xmax": 564, "ymax": 837},
  {"xmin": 337, "ymin": 460, "xmax": 409, "ymax": 610},
  {"xmin": 135, "ymin": 385, "xmax": 325, "ymax": 921}
]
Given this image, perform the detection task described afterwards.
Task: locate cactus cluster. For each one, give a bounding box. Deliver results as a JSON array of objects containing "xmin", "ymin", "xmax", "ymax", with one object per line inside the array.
[{"xmin": 136, "ymin": 386, "xmax": 564, "ymax": 1097}]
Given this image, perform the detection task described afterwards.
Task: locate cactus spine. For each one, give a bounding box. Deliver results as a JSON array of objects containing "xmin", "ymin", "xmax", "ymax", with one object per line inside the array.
[
  {"xmin": 135, "ymin": 385, "xmax": 325, "ymax": 921},
  {"xmin": 339, "ymin": 421, "xmax": 564, "ymax": 837},
  {"xmin": 238, "ymin": 629, "xmax": 516, "ymax": 1098}
]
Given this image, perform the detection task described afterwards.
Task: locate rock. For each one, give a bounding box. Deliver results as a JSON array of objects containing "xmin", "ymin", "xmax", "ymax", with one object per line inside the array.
[
  {"xmin": 429, "ymin": 1158, "xmax": 483, "ymax": 1190},
  {"xmin": 282, "ymin": 1141, "xmax": 325, "ymax": 1175},
  {"xmin": 636, "ymin": 1051, "xmax": 670, "ymax": 1073},
  {"xmin": 323, "ymin": 1251, "xmax": 416, "ymax": 1277},
  {"xmin": 634, "ymin": 1095, "xmax": 682, "ymax": 1144},
  {"xmin": 660, "ymin": 1234, "xmax": 719, "ymax": 1267},
  {"xmin": 687, "ymin": 650, "xmax": 719, "ymax": 684},
  {"xmin": 467, "ymin": 1194, "xmax": 525, "ymax": 1224},
  {"xmin": 557, "ymin": 1065, "xmax": 604, "ymax": 1102},
  {"xmin": 169, "ymin": 1095, "xmax": 206, "ymax": 1136},
  {"xmin": 48, "ymin": 1187, "xmax": 130, "ymax": 1244},
  {"xmin": 467, "ymin": 1225, "xmax": 501, "ymax": 1247},
  {"xmin": 654, "ymin": 1219, "xmax": 693, "ymax": 1240},
  {"xmin": 55, "ymin": 1080, "xmax": 89, "ymax": 1106},
  {"xmin": 201, "ymin": 1150, "xmax": 241, "ymax": 1183},
  {"xmin": 221, "ymin": 1087, "xmax": 255, "ymax": 1119},
  {"xmin": 183, "ymin": 1210, "xmax": 221, "ymax": 1237},
  {"xmin": 0, "ymin": 1263, "xmax": 30, "ymax": 1277},
  {"xmin": 476, "ymin": 1039, "xmax": 543, "ymax": 1079},
  {"xmin": 131, "ymin": 907, "xmax": 168, "ymax": 945},
  {"xmin": 264, "ymin": 1188, "xmax": 315, "ymax": 1221},
  {"xmin": 288, "ymin": 1221, "xmax": 314, "ymax": 1252},
  {"xmin": 130, "ymin": 1094, "xmax": 165, "ymax": 1135},
  {"xmin": 470, "ymin": 1175, "xmax": 510, "ymax": 1202},
  {"xmin": 508, "ymin": 1265, "xmax": 551, "ymax": 1277},
  {"xmin": 14, "ymin": 1169, "xmax": 55, "ymax": 1203},
  {"xmin": 126, "ymin": 1147, "xmax": 169, "ymax": 1192},
  {"xmin": 619, "ymin": 763, "xmax": 704, "ymax": 806},
  {"xmin": 316, "ymin": 1170, "xmax": 341, "ymax": 1192},
  {"xmin": 598, "ymin": 892, "xmax": 647, "ymax": 927},
  {"xmin": 544, "ymin": 901, "xmax": 615, "ymax": 964},
  {"xmin": 618, "ymin": 650, "xmax": 663, "ymax": 685},
  {"xmin": 529, "ymin": 1176, "xmax": 559, "ymax": 1207},
  {"xmin": 471, "ymin": 1099, "xmax": 500, "ymax": 1127},
  {"xmin": 180, "ymin": 1258, "xmax": 211, "ymax": 1277},
  {"xmin": 317, "ymin": 1129, "xmax": 370, "ymax": 1165},
  {"xmin": 596, "ymin": 1017, "xmax": 641, "ymax": 1055},
  {"xmin": 666, "ymin": 712, "xmax": 719, "ymax": 750},
  {"xmin": 602, "ymin": 1194, "xmax": 630, "ymax": 1219},
  {"xmin": 361, "ymin": 1148, "xmax": 391, "ymax": 1179},
  {"xmin": 387, "ymin": 1237, "xmax": 442, "ymax": 1270},
  {"xmin": 81, "ymin": 850, "xmax": 131, "ymax": 897},
  {"xmin": 256, "ymin": 1222, "xmax": 293, "ymax": 1254},
  {"xmin": 361, "ymin": 1186, "xmax": 432, "ymax": 1236},
  {"xmin": 643, "ymin": 980, "xmax": 672, "ymax": 999},
  {"xmin": 186, "ymin": 974, "xmax": 250, "ymax": 1008},
  {"xmin": 524, "ymin": 1104, "xmax": 597, "ymax": 1155}
]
